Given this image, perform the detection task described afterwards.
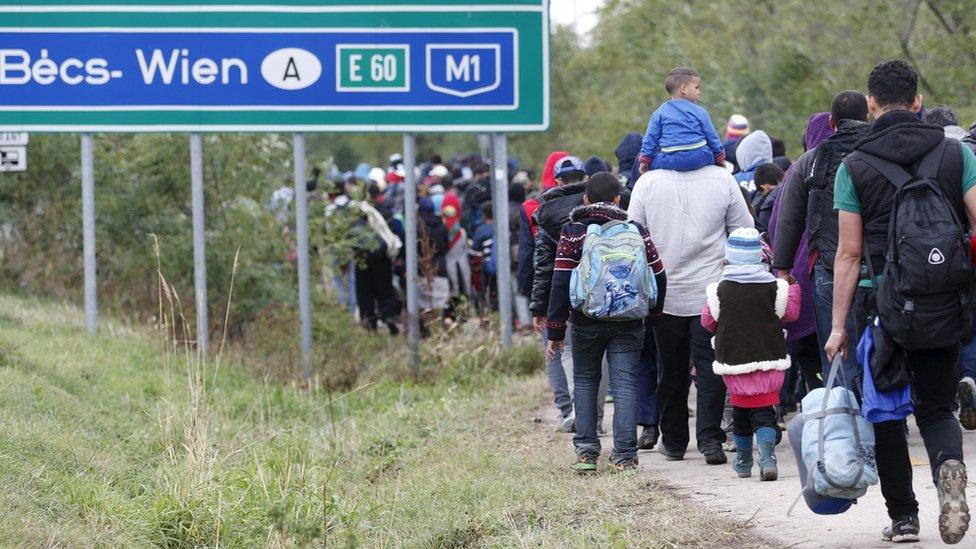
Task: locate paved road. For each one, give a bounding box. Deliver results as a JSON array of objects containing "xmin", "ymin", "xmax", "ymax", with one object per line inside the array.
[{"xmin": 634, "ymin": 398, "xmax": 976, "ymax": 548}]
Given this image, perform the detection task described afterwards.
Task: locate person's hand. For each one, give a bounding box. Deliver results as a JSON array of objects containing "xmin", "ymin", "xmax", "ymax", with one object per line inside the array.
[
  {"xmin": 546, "ymin": 340, "xmax": 564, "ymax": 362},
  {"xmin": 532, "ymin": 316, "xmax": 547, "ymax": 333},
  {"xmin": 824, "ymin": 329, "xmax": 848, "ymax": 361},
  {"xmin": 777, "ymin": 271, "xmax": 796, "ymax": 285}
]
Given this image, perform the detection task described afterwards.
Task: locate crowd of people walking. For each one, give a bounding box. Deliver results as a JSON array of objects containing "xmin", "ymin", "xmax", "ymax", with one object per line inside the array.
[{"xmin": 304, "ymin": 59, "xmax": 976, "ymax": 544}]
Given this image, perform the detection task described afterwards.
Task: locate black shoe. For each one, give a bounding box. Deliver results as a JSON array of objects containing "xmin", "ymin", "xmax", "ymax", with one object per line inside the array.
[
  {"xmin": 659, "ymin": 444, "xmax": 683, "ymax": 461},
  {"xmin": 881, "ymin": 514, "xmax": 920, "ymax": 543},
  {"xmin": 703, "ymin": 446, "xmax": 728, "ymax": 465},
  {"xmin": 958, "ymin": 377, "xmax": 976, "ymax": 431},
  {"xmin": 382, "ymin": 317, "xmax": 400, "ymax": 336},
  {"xmin": 637, "ymin": 425, "xmax": 659, "ymax": 450}
]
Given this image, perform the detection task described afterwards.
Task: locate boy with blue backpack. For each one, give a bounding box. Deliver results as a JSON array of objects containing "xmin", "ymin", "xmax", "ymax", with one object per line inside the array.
[{"xmin": 545, "ymin": 172, "xmax": 667, "ymax": 472}]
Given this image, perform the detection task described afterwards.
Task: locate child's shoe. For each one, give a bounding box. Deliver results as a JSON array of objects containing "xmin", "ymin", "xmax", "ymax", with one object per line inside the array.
[
  {"xmin": 757, "ymin": 427, "xmax": 778, "ymax": 481},
  {"xmin": 571, "ymin": 454, "xmax": 598, "ymax": 474},
  {"xmin": 611, "ymin": 457, "xmax": 639, "ymax": 472},
  {"xmin": 732, "ymin": 435, "xmax": 753, "ymax": 478}
]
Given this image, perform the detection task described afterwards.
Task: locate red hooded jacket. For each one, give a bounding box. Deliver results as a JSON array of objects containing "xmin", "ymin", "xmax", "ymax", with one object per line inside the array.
[{"xmin": 522, "ymin": 151, "xmax": 568, "ymax": 237}]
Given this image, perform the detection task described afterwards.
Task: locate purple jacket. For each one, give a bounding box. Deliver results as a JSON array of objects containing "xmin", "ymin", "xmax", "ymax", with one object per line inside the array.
[{"xmin": 767, "ymin": 112, "xmax": 834, "ymax": 342}]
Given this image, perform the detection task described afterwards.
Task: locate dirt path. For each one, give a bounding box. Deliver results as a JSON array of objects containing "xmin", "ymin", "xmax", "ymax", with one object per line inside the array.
[{"xmin": 545, "ymin": 391, "xmax": 976, "ymax": 548}]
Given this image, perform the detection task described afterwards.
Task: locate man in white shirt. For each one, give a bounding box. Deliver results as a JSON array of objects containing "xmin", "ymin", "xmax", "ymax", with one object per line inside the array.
[{"xmin": 628, "ymin": 165, "xmax": 753, "ymax": 463}]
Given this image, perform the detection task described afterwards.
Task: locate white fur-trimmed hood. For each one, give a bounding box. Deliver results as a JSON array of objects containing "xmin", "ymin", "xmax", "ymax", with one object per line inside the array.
[{"xmin": 713, "ymin": 356, "xmax": 792, "ymax": 376}]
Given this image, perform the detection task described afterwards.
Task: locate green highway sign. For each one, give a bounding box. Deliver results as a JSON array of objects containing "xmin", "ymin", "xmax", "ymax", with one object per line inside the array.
[
  {"xmin": 337, "ymin": 46, "xmax": 409, "ymax": 91},
  {"xmin": 0, "ymin": 0, "xmax": 550, "ymax": 132}
]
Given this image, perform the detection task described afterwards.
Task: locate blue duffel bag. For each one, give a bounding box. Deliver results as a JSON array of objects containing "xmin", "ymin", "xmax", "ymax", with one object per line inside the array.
[{"xmin": 788, "ymin": 355, "xmax": 878, "ymax": 515}]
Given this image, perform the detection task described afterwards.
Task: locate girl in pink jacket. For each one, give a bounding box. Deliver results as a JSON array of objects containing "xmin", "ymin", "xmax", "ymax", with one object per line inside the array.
[{"xmin": 701, "ymin": 228, "xmax": 801, "ymax": 481}]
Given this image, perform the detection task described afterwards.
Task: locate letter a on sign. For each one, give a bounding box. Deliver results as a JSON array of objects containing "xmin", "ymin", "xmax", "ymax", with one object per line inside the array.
[
  {"xmin": 284, "ymin": 57, "xmax": 301, "ymax": 81},
  {"xmin": 260, "ymin": 48, "xmax": 322, "ymax": 90}
]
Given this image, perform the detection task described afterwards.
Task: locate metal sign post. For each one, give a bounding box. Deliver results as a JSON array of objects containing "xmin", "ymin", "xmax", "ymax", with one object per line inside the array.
[
  {"xmin": 80, "ymin": 133, "xmax": 97, "ymax": 334},
  {"xmin": 293, "ymin": 134, "xmax": 313, "ymax": 382},
  {"xmin": 189, "ymin": 134, "xmax": 208, "ymax": 356},
  {"xmin": 490, "ymin": 133, "xmax": 513, "ymax": 347},
  {"xmin": 403, "ymin": 134, "xmax": 420, "ymax": 375},
  {"xmin": 1, "ymin": 1, "xmax": 549, "ymax": 371}
]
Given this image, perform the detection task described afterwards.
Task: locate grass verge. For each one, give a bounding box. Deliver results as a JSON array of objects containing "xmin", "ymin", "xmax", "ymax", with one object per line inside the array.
[{"xmin": 0, "ymin": 293, "xmax": 757, "ymax": 546}]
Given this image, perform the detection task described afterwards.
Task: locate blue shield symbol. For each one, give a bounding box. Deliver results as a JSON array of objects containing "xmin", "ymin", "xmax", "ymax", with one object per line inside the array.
[{"xmin": 426, "ymin": 44, "xmax": 501, "ymax": 97}]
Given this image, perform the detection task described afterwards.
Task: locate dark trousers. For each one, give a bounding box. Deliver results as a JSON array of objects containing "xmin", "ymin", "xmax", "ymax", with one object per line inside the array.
[
  {"xmin": 812, "ymin": 261, "xmax": 873, "ymax": 393},
  {"xmin": 355, "ymin": 251, "xmax": 400, "ymax": 325},
  {"xmin": 637, "ymin": 327, "xmax": 659, "ymax": 427},
  {"xmin": 782, "ymin": 333, "xmax": 824, "ymax": 407},
  {"xmin": 875, "ymin": 345, "xmax": 964, "ymax": 519},
  {"xmin": 654, "ymin": 314, "xmax": 726, "ymax": 455},
  {"xmin": 732, "ymin": 406, "xmax": 777, "ymax": 436}
]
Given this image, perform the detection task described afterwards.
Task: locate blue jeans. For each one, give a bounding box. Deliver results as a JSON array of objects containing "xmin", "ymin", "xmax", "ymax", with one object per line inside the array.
[
  {"xmin": 812, "ymin": 260, "xmax": 867, "ymax": 394},
  {"xmin": 572, "ymin": 321, "xmax": 644, "ymax": 462},
  {"xmin": 543, "ymin": 329, "xmax": 573, "ymax": 418},
  {"xmin": 332, "ymin": 262, "xmax": 357, "ymax": 314},
  {"xmin": 651, "ymin": 145, "xmax": 714, "ymax": 172},
  {"xmin": 637, "ymin": 326, "xmax": 658, "ymax": 427}
]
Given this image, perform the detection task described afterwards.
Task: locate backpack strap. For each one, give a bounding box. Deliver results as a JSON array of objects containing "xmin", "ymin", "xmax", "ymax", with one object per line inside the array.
[
  {"xmin": 857, "ymin": 152, "xmax": 912, "ymax": 191},
  {"xmin": 599, "ymin": 219, "xmax": 631, "ymax": 232},
  {"xmin": 858, "ymin": 140, "xmax": 949, "ymax": 190},
  {"xmin": 917, "ymin": 139, "xmax": 949, "ymax": 180}
]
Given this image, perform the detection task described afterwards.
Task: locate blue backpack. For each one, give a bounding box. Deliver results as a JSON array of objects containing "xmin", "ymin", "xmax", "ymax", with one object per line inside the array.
[{"xmin": 569, "ymin": 220, "xmax": 656, "ymax": 321}]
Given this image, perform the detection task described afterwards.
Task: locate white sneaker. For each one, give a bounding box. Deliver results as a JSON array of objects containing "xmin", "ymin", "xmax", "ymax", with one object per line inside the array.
[{"xmin": 554, "ymin": 414, "xmax": 575, "ymax": 433}]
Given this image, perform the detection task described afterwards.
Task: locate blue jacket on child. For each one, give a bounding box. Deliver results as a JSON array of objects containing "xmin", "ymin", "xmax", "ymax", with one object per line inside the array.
[{"xmin": 639, "ymin": 99, "xmax": 725, "ymax": 171}]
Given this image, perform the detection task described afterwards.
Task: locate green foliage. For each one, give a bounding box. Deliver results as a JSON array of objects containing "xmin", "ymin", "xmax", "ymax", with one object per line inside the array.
[
  {"xmin": 0, "ymin": 133, "xmax": 299, "ymax": 333},
  {"xmin": 508, "ymin": 0, "xmax": 976, "ymax": 170}
]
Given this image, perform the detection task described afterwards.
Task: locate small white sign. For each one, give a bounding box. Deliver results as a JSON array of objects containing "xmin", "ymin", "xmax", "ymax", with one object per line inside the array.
[
  {"xmin": 0, "ymin": 146, "xmax": 27, "ymax": 172},
  {"xmin": 0, "ymin": 132, "xmax": 28, "ymax": 146}
]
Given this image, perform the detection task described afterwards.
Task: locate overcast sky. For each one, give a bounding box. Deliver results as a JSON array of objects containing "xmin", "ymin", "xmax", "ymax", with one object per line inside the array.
[{"xmin": 549, "ymin": 0, "xmax": 604, "ymax": 36}]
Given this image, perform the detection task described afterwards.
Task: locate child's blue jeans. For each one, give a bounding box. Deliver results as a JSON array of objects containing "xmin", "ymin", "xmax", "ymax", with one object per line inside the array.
[
  {"xmin": 572, "ymin": 322, "xmax": 643, "ymax": 463},
  {"xmin": 651, "ymin": 145, "xmax": 715, "ymax": 172}
]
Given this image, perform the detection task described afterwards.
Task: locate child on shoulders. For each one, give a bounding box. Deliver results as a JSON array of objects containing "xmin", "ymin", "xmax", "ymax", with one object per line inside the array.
[{"xmin": 638, "ymin": 67, "xmax": 726, "ymax": 174}]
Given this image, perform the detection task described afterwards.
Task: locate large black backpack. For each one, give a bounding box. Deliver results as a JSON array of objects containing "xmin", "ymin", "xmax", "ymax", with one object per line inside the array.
[
  {"xmin": 805, "ymin": 127, "xmax": 866, "ymax": 268},
  {"xmin": 859, "ymin": 141, "xmax": 974, "ymax": 350}
]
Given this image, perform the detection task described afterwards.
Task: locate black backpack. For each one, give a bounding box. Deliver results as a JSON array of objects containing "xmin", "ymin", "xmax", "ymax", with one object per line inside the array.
[
  {"xmin": 860, "ymin": 141, "xmax": 974, "ymax": 350},
  {"xmin": 805, "ymin": 127, "xmax": 866, "ymax": 269}
]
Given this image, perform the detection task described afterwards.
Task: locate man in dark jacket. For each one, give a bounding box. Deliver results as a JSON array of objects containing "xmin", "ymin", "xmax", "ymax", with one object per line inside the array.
[
  {"xmin": 532, "ymin": 156, "xmax": 613, "ymax": 430},
  {"xmin": 461, "ymin": 163, "xmax": 491, "ymax": 234},
  {"xmin": 825, "ymin": 60, "xmax": 976, "ymax": 545},
  {"xmin": 773, "ymin": 90, "xmax": 870, "ymax": 380},
  {"xmin": 530, "ymin": 156, "xmax": 588, "ymax": 325},
  {"xmin": 615, "ymin": 132, "xmax": 642, "ymax": 190}
]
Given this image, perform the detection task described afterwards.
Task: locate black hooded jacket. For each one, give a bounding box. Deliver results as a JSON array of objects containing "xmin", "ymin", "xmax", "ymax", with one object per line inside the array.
[
  {"xmin": 843, "ymin": 110, "xmax": 966, "ymax": 272},
  {"xmin": 615, "ymin": 132, "xmax": 642, "ymax": 189},
  {"xmin": 528, "ymin": 182, "xmax": 587, "ymax": 315},
  {"xmin": 772, "ymin": 119, "xmax": 870, "ymax": 270}
]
